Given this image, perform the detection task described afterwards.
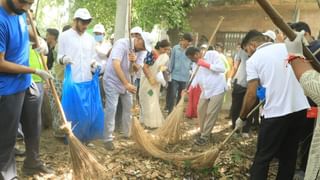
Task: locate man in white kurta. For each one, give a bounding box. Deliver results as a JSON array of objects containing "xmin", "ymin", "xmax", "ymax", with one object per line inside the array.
[
  {"xmin": 186, "ymin": 47, "xmax": 227, "ymax": 146},
  {"xmin": 57, "ymin": 8, "xmax": 96, "ymax": 82}
]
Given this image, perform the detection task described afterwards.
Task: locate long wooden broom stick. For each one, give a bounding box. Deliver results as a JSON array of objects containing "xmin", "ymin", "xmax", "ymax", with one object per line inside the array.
[
  {"xmin": 255, "ymin": 0, "xmax": 320, "ymax": 73},
  {"xmin": 27, "ymin": 11, "xmax": 107, "ymax": 179},
  {"xmin": 208, "ymin": 16, "xmax": 224, "ymax": 46}
]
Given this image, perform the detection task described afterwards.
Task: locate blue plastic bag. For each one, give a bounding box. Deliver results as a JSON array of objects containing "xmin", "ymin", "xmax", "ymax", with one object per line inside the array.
[{"xmin": 61, "ymin": 65, "xmax": 104, "ymax": 142}]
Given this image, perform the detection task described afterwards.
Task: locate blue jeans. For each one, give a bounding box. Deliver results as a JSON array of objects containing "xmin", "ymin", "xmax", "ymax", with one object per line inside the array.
[
  {"xmin": 167, "ymin": 79, "xmax": 186, "ymax": 113},
  {"xmin": 104, "ymin": 85, "xmax": 132, "ymax": 142}
]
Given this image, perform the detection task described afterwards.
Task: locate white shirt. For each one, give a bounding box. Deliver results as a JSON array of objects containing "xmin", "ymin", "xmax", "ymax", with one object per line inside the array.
[
  {"xmin": 191, "ymin": 50, "xmax": 227, "ymax": 99},
  {"xmin": 58, "ymin": 29, "xmax": 96, "ymax": 82},
  {"xmin": 94, "ymin": 41, "xmax": 112, "ymax": 73},
  {"xmin": 103, "ymin": 38, "xmax": 146, "ymax": 93},
  {"xmin": 246, "ymin": 42, "xmax": 309, "ymax": 118}
]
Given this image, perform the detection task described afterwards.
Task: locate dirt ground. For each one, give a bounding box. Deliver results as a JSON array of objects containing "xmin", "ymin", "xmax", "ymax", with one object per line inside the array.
[{"xmin": 15, "ymin": 94, "xmax": 278, "ymax": 180}]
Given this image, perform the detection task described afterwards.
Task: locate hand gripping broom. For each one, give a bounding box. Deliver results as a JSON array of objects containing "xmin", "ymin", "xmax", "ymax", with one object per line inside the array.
[{"xmin": 27, "ymin": 11, "xmax": 107, "ymax": 180}]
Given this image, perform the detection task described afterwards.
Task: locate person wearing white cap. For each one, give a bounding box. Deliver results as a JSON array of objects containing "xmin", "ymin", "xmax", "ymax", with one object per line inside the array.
[
  {"xmin": 130, "ymin": 26, "xmax": 143, "ymax": 38},
  {"xmin": 263, "ymin": 30, "xmax": 276, "ymax": 42},
  {"xmin": 93, "ymin": 23, "xmax": 112, "ymax": 72},
  {"xmin": 139, "ymin": 39, "xmax": 171, "ymax": 128},
  {"xmin": 129, "ymin": 26, "xmax": 143, "ymax": 104},
  {"xmin": 57, "ymin": 8, "xmax": 103, "ymax": 145},
  {"xmin": 57, "ymin": 8, "xmax": 97, "ymax": 82},
  {"xmin": 103, "ymin": 31, "xmax": 152, "ymax": 150},
  {"xmin": 93, "ymin": 23, "xmax": 112, "ymax": 106}
]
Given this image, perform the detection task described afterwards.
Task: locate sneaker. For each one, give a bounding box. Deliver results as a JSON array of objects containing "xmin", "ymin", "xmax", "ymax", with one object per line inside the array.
[
  {"xmin": 14, "ymin": 148, "xmax": 25, "ymax": 156},
  {"xmin": 194, "ymin": 137, "xmax": 209, "ymax": 146},
  {"xmin": 22, "ymin": 163, "xmax": 54, "ymax": 176},
  {"xmin": 104, "ymin": 141, "xmax": 115, "ymax": 151},
  {"xmin": 86, "ymin": 143, "xmax": 95, "ymax": 147},
  {"xmin": 293, "ymin": 170, "xmax": 305, "ymax": 180}
]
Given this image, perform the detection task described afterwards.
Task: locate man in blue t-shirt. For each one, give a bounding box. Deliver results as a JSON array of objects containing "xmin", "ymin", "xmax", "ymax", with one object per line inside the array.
[{"xmin": 0, "ymin": 0, "xmax": 52, "ymax": 179}]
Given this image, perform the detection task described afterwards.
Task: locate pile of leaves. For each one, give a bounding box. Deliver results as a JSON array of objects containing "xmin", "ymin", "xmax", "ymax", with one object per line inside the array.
[{"xmin": 16, "ymin": 108, "xmax": 279, "ymax": 179}]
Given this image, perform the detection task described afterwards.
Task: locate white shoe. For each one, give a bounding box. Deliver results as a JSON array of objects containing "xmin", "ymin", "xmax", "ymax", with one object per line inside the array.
[
  {"xmin": 241, "ymin": 133, "xmax": 249, "ymax": 138},
  {"xmin": 86, "ymin": 143, "xmax": 95, "ymax": 147}
]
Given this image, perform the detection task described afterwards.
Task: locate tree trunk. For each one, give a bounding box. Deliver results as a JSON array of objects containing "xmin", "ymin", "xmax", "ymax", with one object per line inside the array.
[{"xmin": 114, "ymin": 0, "xmax": 129, "ymax": 40}]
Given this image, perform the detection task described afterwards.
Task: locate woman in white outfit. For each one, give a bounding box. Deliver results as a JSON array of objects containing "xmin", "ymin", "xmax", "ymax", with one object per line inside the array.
[{"xmin": 139, "ymin": 40, "xmax": 171, "ymax": 128}]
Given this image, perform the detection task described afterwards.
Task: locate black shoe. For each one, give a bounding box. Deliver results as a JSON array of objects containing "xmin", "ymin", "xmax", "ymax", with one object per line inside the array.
[
  {"xmin": 14, "ymin": 148, "xmax": 25, "ymax": 156},
  {"xmin": 22, "ymin": 163, "xmax": 54, "ymax": 176},
  {"xmin": 104, "ymin": 141, "xmax": 115, "ymax": 151}
]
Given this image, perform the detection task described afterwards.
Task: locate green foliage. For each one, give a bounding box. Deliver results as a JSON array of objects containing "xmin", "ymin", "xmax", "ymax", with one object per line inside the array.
[
  {"xmin": 34, "ymin": 0, "xmax": 208, "ymax": 35},
  {"xmin": 71, "ymin": 0, "xmax": 207, "ymax": 32},
  {"xmin": 134, "ymin": 0, "xmax": 207, "ymax": 31},
  {"xmin": 71, "ymin": 0, "xmax": 116, "ymax": 33}
]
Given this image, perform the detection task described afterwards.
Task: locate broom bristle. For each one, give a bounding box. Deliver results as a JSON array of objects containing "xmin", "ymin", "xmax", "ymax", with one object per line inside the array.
[
  {"xmin": 62, "ymin": 124, "xmax": 108, "ymax": 179},
  {"xmin": 131, "ymin": 118, "xmax": 221, "ymax": 169},
  {"xmin": 154, "ymin": 93, "xmax": 186, "ymax": 145}
]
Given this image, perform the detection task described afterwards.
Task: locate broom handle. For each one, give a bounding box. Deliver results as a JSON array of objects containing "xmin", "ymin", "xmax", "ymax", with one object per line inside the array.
[
  {"xmin": 255, "ymin": 0, "xmax": 320, "ymax": 72},
  {"xmin": 27, "ymin": 11, "xmax": 69, "ymax": 126},
  {"xmin": 208, "ymin": 16, "xmax": 224, "ymax": 46},
  {"xmin": 186, "ymin": 65, "xmax": 200, "ymax": 90},
  {"xmin": 221, "ymin": 99, "xmax": 265, "ymax": 146},
  {"xmin": 128, "ymin": 0, "xmax": 134, "ymax": 77},
  {"xmin": 185, "ymin": 17, "xmax": 224, "ymax": 90}
]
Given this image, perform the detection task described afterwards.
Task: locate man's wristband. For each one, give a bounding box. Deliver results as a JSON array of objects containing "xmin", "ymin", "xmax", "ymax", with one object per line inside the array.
[{"xmin": 287, "ymin": 54, "xmax": 305, "ymax": 64}]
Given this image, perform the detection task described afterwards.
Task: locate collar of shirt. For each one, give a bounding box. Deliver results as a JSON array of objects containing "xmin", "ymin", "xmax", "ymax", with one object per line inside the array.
[{"xmin": 256, "ymin": 42, "xmax": 273, "ymax": 50}]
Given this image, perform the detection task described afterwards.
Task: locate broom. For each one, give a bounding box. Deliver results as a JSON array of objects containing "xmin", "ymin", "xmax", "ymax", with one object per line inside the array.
[
  {"xmin": 132, "ymin": 100, "xmax": 264, "ymax": 168},
  {"xmin": 255, "ymin": 0, "xmax": 320, "ymax": 73},
  {"xmin": 132, "ymin": 116, "xmax": 222, "ymax": 168},
  {"xmin": 154, "ymin": 16, "xmax": 225, "ymax": 145},
  {"xmin": 154, "ymin": 67, "xmax": 199, "ymax": 145},
  {"xmin": 27, "ymin": 11, "xmax": 107, "ymax": 179}
]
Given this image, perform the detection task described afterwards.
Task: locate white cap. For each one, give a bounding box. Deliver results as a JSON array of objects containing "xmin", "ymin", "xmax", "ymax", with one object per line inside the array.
[
  {"xmin": 263, "ymin": 30, "xmax": 276, "ymax": 41},
  {"xmin": 200, "ymin": 44, "xmax": 208, "ymax": 49},
  {"xmin": 130, "ymin": 26, "xmax": 142, "ymax": 35},
  {"xmin": 110, "ymin": 34, "xmax": 114, "ymax": 39},
  {"xmin": 73, "ymin": 8, "xmax": 92, "ymax": 20},
  {"xmin": 93, "ymin": 24, "xmax": 105, "ymax": 33},
  {"xmin": 141, "ymin": 32, "xmax": 153, "ymax": 52}
]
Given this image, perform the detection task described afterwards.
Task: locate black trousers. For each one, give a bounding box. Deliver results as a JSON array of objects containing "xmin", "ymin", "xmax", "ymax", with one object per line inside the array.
[
  {"xmin": 0, "ymin": 83, "xmax": 42, "ymax": 177},
  {"xmin": 167, "ymin": 79, "xmax": 186, "ymax": 113},
  {"xmin": 231, "ymin": 89, "xmax": 259, "ymax": 133},
  {"xmin": 298, "ymin": 116, "xmax": 315, "ymax": 171},
  {"xmin": 250, "ymin": 109, "xmax": 307, "ymax": 180}
]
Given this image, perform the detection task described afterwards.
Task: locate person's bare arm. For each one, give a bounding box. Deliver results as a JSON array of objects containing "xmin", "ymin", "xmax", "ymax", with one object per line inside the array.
[
  {"xmin": 113, "ymin": 59, "xmax": 136, "ymax": 93},
  {"xmin": 230, "ymin": 60, "xmax": 240, "ymax": 79},
  {"xmin": 289, "ymin": 58, "xmax": 314, "ymax": 80},
  {"xmin": 0, "ymin": 52, "xmax": 35, "ymax": 74},
  {"xmin": 239, "ymin": 79, "xmax": 259, "ymax": 119}
]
